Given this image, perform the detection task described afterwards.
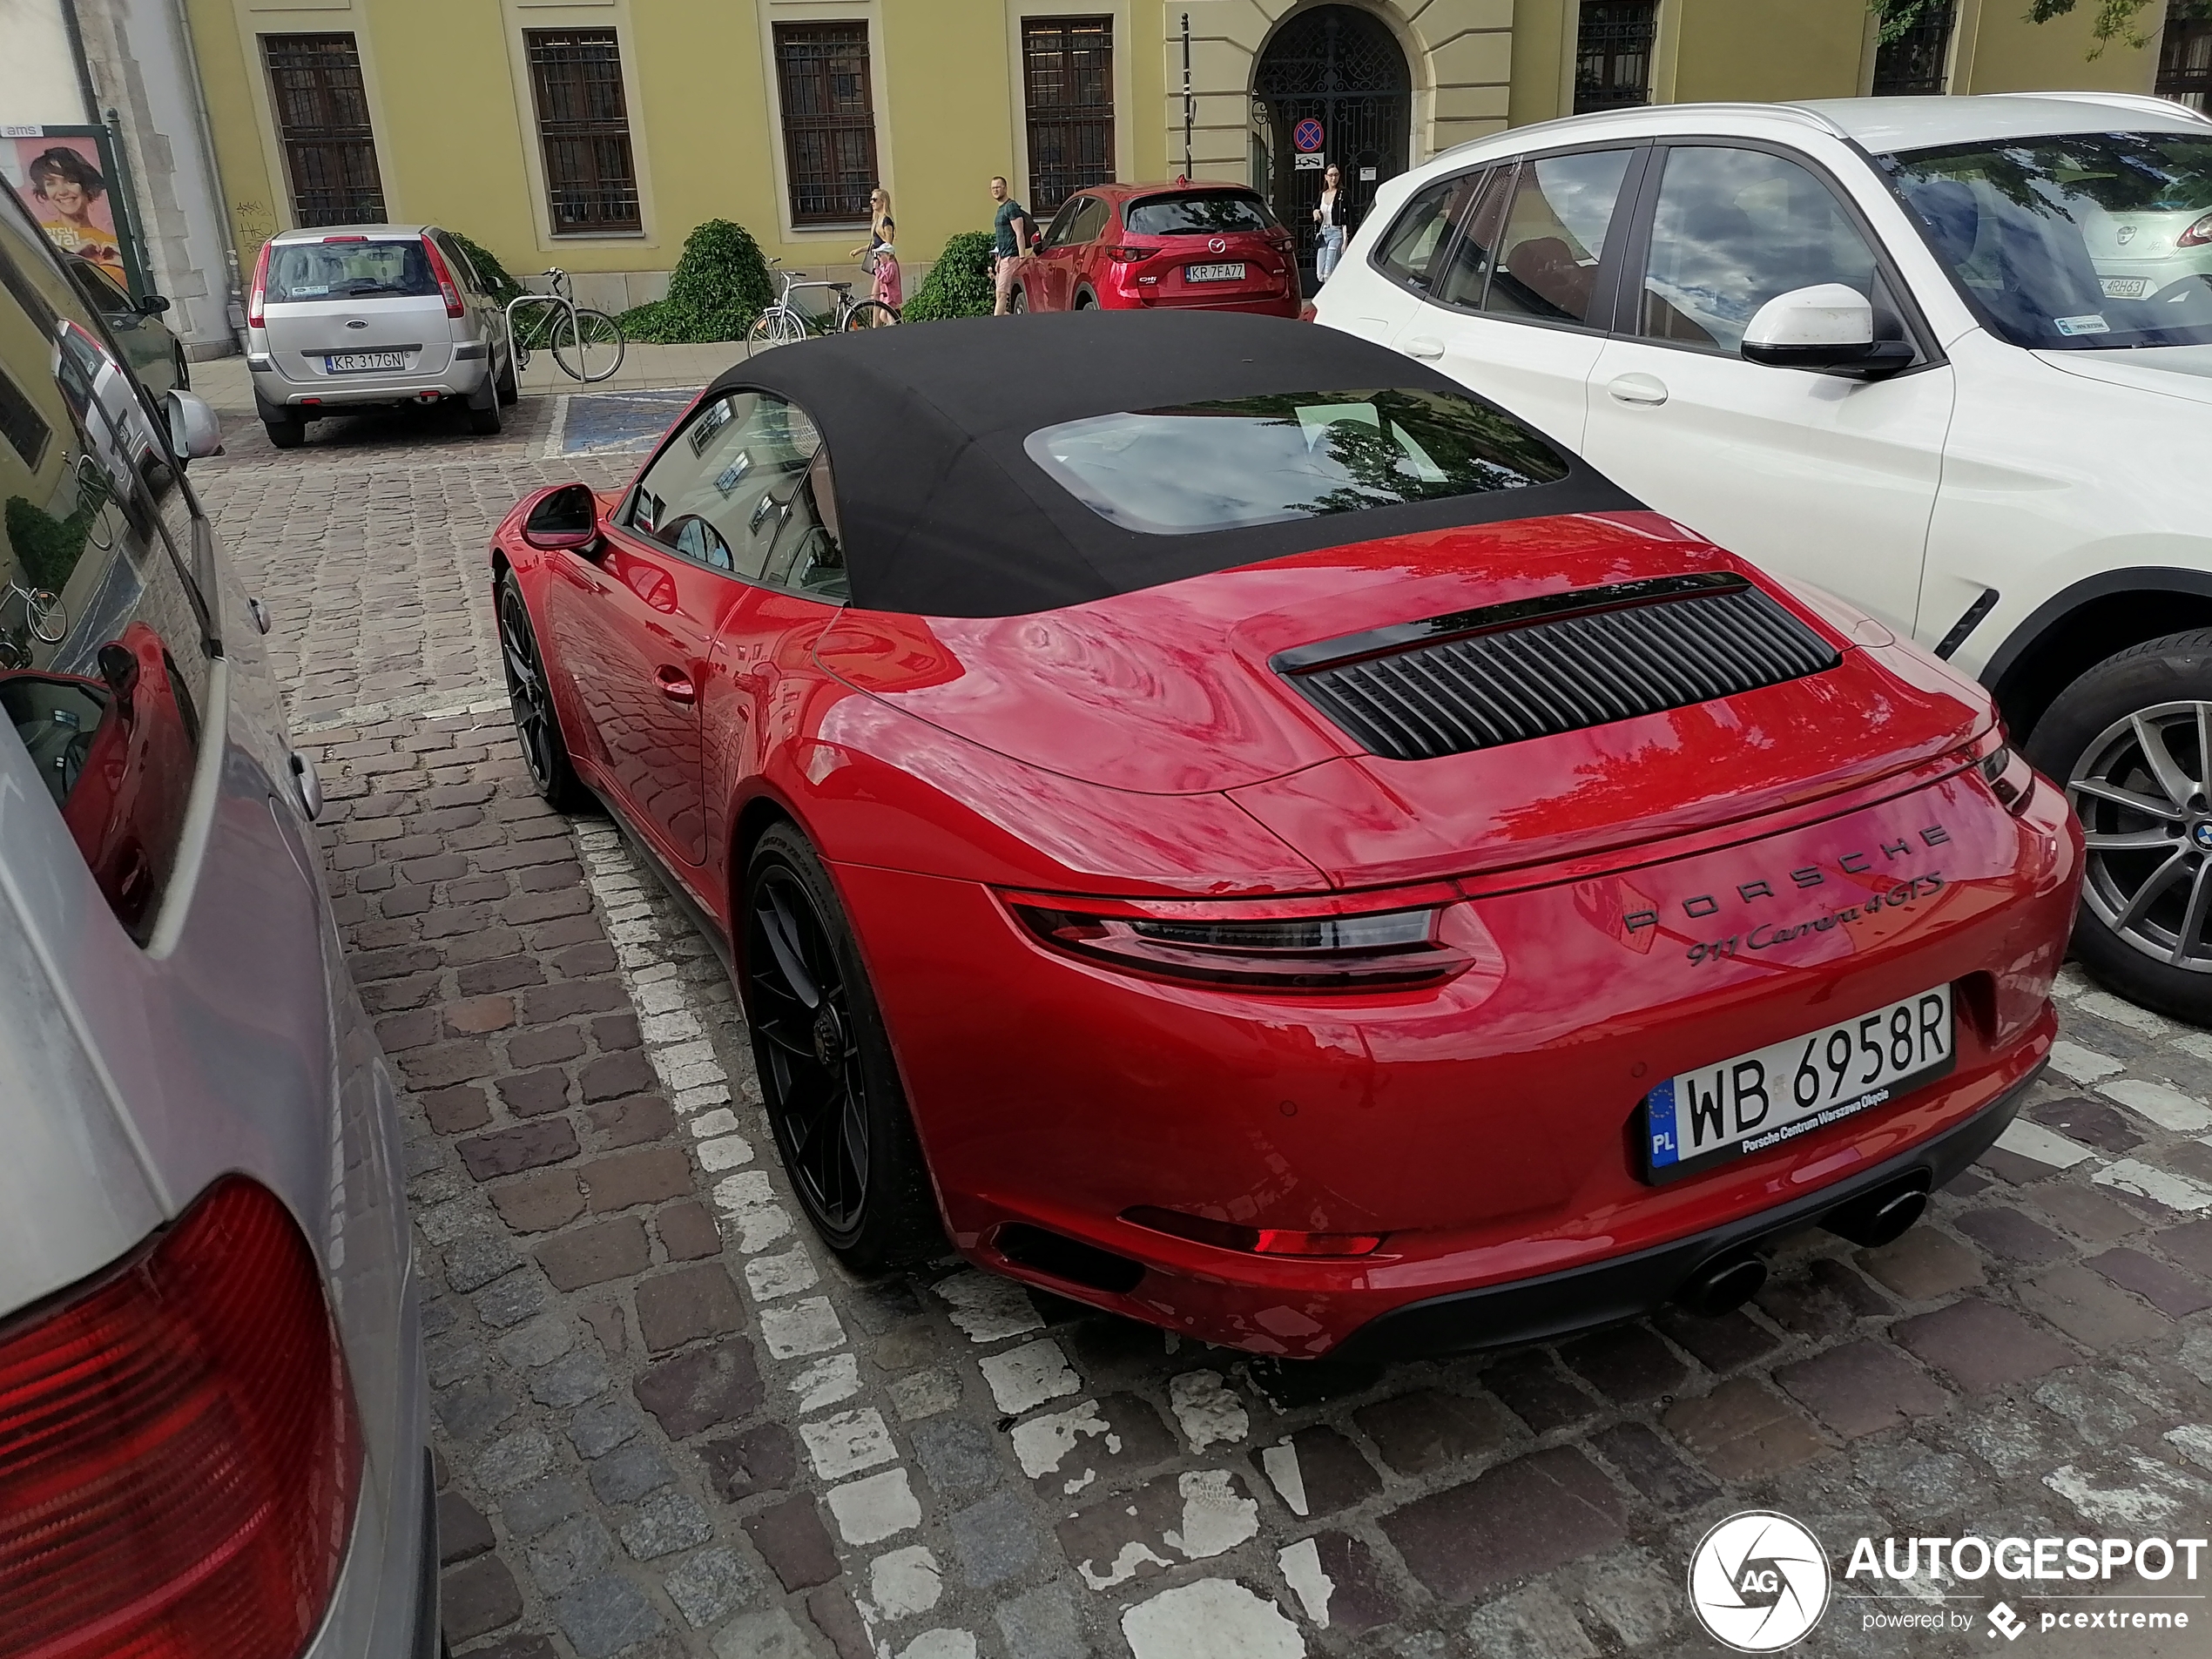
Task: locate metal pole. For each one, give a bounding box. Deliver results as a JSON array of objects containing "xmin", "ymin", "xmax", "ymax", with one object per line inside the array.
[{"xmin": 1181, "ymin": 10, "xmax": 1193, "ymax": 182}]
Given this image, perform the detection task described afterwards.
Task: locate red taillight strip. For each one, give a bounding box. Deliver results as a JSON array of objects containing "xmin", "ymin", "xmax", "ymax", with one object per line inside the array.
[
  {"xmin": 421, "ymin": 236, "xmax": 466, "ymax": 320},
  {"xmin": 246, "ymin": 240, "xmax": 270, "ymax": 331},
  {"xmin": 995, "ymin": 880, "xmax": 1460, "ymax": 924},
  {"xmin": 0, "ymin": 1178, "xmax": 361, "ymax": 1659}
]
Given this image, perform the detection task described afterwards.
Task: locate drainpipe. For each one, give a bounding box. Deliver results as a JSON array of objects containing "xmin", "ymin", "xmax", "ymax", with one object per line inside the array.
[
  {"xmin": 58, "ymin": 0, "xmax": 101, "ymax": 123},
  {"xmin": 166, "ymin": 0, "xmax": 246, "ymax": 345}
]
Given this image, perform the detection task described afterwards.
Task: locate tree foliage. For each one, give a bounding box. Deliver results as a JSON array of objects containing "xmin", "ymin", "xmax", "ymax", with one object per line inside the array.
[
  {"xmin": 619, "ymin": 219, "xmax": 776, "ymax": 343},
  {"xmin": 1872, "ymin": 0, "xmax": 2207, "ymax": 57},
  {"xmin": 900, "ymin": 230, "xmax": 998, "ymax": 321}
]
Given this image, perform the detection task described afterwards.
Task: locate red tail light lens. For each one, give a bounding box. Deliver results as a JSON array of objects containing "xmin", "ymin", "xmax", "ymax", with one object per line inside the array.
[
  {"xmin": 0, "ymin": 1178, "xmax": 361, "ymax": 1659},
  {"xmin": 421, "ymin": 236, "xmax": 466, "ymax": 320},
  {"xmin": 1979, "ymin": 743, "xmax": 2038, "ymax": 814},
  {"xmin": 1007, "ymin": 892, "xmax": 1470, "ymax": 990},
  {"xmin": 1125, "ymin": 1206, "xmax": 1385, "ymax": 1258},
  {"xmin": 246, "ymin": 240, "xmax": 270, "ymax": 331},
  {"xmin": 2179, "ymin": 211, "xmax": 2212, "ymax": 248},
  {"xmin": 1101, "ymin": 246, "xmax": 1157, "ymax": 264}
]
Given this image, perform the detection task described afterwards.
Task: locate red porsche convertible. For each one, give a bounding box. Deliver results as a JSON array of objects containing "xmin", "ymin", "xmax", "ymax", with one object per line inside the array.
[{"xmin": 491, "ymin": 311, "xmax": 2079, "ymax": 1359}]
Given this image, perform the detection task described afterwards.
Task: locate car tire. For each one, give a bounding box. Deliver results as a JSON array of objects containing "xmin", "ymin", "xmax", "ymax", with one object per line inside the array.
[
  {"xmin": 496, "ymin": 571, "xmax": 588, "ymax": 812},
  {"xmin": 495, "ymin": 345, "xmax": 519, "ymax": 406},
  {"xmin": 2027, "ymin": 628, "xmax": 2212, "ymax": 1025},
  {"xmin": 742, "ymin": 823, "xmax": 944, "ymax": 1273},
  {"xmin": 263, "ymin": 411, "xmax": 305, "ymax": 449},
  {"xmin": 465, "ymin": 374, "xmax": 503, "ymax": 435},
  {"xmin": 1074, "ymin": 290, "xmax": 1096, "ymax": 310},
  {"xmin": 1009, "ymin": 286, "xmax": 1028, "ymax": 314}
]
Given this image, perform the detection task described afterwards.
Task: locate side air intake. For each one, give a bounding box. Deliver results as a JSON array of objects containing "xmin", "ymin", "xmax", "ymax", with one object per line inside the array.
[{"xmin": 1271, "ymin": 573, "xmax": 1841, "ymax": 762}]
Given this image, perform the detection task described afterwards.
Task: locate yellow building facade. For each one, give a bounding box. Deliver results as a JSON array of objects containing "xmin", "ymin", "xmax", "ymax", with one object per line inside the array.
[{"xmin": 182, "ymin": 0, "xmax": 2175, "ymax": 313}]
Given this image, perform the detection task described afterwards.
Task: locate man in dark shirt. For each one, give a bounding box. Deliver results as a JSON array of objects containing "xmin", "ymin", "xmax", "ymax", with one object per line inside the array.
[{"xmin": 990, "ymin": 175, "xmax": 1031, "ymax": 316}]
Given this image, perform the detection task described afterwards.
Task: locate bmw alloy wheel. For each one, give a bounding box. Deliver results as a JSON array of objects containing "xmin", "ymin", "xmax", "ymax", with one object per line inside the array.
[{"xmin": 2068, "ymin": 700, "xmax": 2212, "ymax": 972}]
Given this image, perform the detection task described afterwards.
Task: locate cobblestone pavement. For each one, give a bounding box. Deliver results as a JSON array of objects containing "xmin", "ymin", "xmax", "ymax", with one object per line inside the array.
[{"xmin": 196, "ymin": 389, "xmax": 2212, "ymax": 1659}]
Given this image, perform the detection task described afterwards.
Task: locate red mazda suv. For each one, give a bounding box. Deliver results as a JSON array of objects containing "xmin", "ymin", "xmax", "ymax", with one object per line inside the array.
[
  {"xmin": 490, "ymin": 311, "xmax": 2080, "ymax": 1360},
  {"xmin": 1008, "ymin": 182, "xmax": 1302, "ymax": 317}
]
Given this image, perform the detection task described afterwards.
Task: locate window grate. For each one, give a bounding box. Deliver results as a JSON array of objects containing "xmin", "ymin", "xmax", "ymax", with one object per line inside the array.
[
  {"xmin": 526, "ymin": 29, "xmax": 641, "ymax": 234},
  {"xmin": 2159, "ymin": 4, "xmax": 2212, "ymax": 112},
  {"xmin": 1573, "ymin": 2, "xmax": 1656, "ymax": 114},
  {"xmin": 774, "ymin": 23, "xmax": 878, "ymax": 226},
  {"xmin": 1275, "ymin": 576, "xmax": 1840, "ymax": 761},
  {"xmin": 1023, "ymin": 18, "xmax": 1115, "ymax": 217},
  {"xmin": 262, "ymin": 33, "xmax": 387, "ymax": 226},
  {"xmin": 1871, "ymin": 2, "xmax": 1956, "ymax": 96}
]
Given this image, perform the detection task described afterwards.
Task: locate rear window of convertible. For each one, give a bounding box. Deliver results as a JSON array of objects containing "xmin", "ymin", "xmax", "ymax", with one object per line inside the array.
[{"xmin": 1023, "ymin": 388, "xmax": 1568, "ymax": 535}]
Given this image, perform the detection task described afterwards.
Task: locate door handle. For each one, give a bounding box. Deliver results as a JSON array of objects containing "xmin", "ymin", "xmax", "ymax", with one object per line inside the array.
[
  {"xmin": 1608, "ymin": 373, "xmax": 1669, "ymax": 407},
  {"xmin": 1404, "ymin": 335, "xmax": 1446, "ymax": 360},
  {"xmin": 656, "ymin": 665, "xmax": 697, "ymax": 704}
]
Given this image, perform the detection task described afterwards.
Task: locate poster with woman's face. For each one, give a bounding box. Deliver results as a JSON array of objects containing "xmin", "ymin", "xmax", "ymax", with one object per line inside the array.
[{"xmin": 1, "ymin": 136, "xmax": 126, "ymax": 287}]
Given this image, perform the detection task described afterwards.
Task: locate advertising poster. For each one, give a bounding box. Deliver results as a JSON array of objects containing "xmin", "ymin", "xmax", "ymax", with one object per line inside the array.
[{"xmin": 0, "ymin": 130, "xmax": 130, "ymax": 289}]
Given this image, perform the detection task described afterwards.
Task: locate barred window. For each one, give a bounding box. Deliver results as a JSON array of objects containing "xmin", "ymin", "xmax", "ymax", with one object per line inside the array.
[
  {"xmin": 1023, "ymin": 17, "xmax": 1115, "ymax": 218},
  {"xmin": 1871, "ymin": 2, "xmax": 1955, "ymax": 96},
  {"xmin": 773, "ymin": 23, "xmax": 879, "ymax": 226},
  {"xmin": 2159, "ymin": 2, "xmax": 2212, "ymax": 113},
  {"xmin": 261, "ymin": 33, "xmax": 387, "ymax": 227},
  {"xmin": 525, "ymin": 29, "xmax": 642, "ymax": 235},
  {"xmin": 1572, "ymin": 2, "xmax": 1656, "ymax": 115}
]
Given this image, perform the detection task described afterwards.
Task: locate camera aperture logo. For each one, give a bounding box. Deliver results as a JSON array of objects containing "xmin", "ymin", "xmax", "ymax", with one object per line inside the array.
[{"xmin": 1689, "ymin": 1511, "xmax": 1833, "ymax": 1651}]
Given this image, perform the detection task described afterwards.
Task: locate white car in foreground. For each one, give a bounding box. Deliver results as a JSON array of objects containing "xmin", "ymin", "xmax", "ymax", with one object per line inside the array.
[{"xmin": 1318, "ymin": 91, "xmax": 2212, "ymax": 1024}]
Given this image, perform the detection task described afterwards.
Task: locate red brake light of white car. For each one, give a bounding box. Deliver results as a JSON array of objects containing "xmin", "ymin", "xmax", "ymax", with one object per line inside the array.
[
  {"xmin": 246, "ymin": 239, "xmax": 271, "ymax": 330},
  {"xmin": 421, "ymin": 237, "xmax": 466, "ymax": 320},
  {"xmin": 1006, "ymin": 892, "xmax": 1471, "ymax": 989},
  {"xmin": 2180, "ymin": 212, "xmax": 2212, "ymax": 248},
  {"xmin": 0, "ymin": 1177, "xmax": 361, "ymax": 1659}
]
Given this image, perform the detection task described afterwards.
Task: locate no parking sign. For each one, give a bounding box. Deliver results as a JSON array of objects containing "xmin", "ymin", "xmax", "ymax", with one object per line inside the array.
[{"xmin": 1292, "ymin": 118, "xmax": 1325, "ymax": 153}]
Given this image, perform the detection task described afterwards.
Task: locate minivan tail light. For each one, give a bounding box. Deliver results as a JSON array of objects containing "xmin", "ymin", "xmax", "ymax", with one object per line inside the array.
[
  {"xmin": 246, "ymin": 240, "xmax": 270, "ymax": 331},
  {"xmin": 0, "ymin": 1177, "xmax": 361, "ymax": 1659},
  {"xmin": 421, "ymin": 236, "xmax": 466, "ymax": 320}
]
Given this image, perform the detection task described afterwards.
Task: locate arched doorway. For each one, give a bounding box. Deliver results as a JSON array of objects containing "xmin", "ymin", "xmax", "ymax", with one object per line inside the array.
[{"xmin": 1252, "ymin": 5, "xmax": 1411, "ymax": 290}]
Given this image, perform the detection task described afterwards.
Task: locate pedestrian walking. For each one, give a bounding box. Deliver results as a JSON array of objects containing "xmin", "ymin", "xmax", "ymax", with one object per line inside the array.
[
  {"xmin": 851, "ymin": 186, "xmax": 900, "ymax": 317},
  {"xmin": 1313, "ymin": 164, "xmax": 1346, "ymax": 283},
  {"xmin": 990, "ymin": 176, "xmax": 1032, "ymax": 316}
]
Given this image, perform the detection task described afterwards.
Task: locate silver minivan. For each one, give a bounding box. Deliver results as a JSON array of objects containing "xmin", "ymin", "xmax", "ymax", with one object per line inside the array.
[
  {"xmin": 247, "ymin": 222, "xmax": 516, "ymax": 446},
  {"xmin": 0, "ymin": 185, "xmax": 430, "ymax": 1649}
]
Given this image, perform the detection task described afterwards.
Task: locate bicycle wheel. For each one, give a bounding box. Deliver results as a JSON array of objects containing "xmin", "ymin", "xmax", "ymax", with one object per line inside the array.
[
  {"xmin": 550, "ymin": 308, "xmax": 625, "ymax": 382},
  {"xmin": 24, "ymin": 589, "xmax": 64, "ymax": 644},
  {"xmin": 745, "ymin": 309, "xmax": 808, "ymax": 359},
  {"xmin": 840, "ymin": 300, "xmax": 900, "ymax": 332}
]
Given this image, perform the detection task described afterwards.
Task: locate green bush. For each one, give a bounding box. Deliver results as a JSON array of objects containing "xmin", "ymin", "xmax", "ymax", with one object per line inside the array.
[
  {"xmin": 620, "ymin": 219, "xmax": 776, "ymax": 343},
  {"xmin": 900, "ymin": 230, "xmax": 997, "ymax": 321},
  {"xmin": 450, "ymin": 232, "xmax": 527, "ymax": 306}
]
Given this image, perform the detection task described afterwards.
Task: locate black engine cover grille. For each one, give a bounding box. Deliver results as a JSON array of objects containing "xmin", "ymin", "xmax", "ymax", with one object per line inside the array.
[{"xmin": 1272, "ymin": 573, "xmax": 1841, "ymax": 762}]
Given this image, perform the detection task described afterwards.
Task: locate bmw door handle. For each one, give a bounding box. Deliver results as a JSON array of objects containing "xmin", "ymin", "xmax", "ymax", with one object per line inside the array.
[
  {"xmin": 1608, "ymin": 373, "xmax": 1669, "ymax": 407},
  {"xmin": 656, "ymin": 665, "xmax": 697, "ymax": 704},
  {"xmin": 1404, "ymin": 336, "xmax": 1446, "ymax": 360}
]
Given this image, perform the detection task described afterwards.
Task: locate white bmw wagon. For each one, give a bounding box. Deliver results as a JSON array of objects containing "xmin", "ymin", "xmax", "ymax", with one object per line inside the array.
[{"xmin": 1318, "ymin": 91, "xmax": 2212, "ymax": 1023}]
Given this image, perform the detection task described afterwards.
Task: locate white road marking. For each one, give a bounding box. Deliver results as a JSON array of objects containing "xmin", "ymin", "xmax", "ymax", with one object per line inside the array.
[
  {"xmin": 868, "ymin": 1545, "xmax": 945, "ymax": 1621},
  {"xmin": 761, "ymin": 1296, "xmax": 846, "ymax": 1359},
  {"xmin": 791, "ymin": 1352, "xmax": 861, "ymax": 1412},
  {"xmin": 1163, "ymin": 1470, "xmax": 1260, "ymax": 1560},
  {"xmin": 1259, "ymin": 1440, "xmax": 1308, "ymax": 1517},
  {"xmin": 1278, "ymin": 1538, "xmax": 1333, "ymax": 1628},
  {"xmin": 827, "ymin": 1466, "xmax": 921, "ymax": 1544},
  {"xmin": 1120, "ymin": 1578, "xmax": 1305, "ymax": 1658},
  {"xmin": 2093, "ymin": 1157, "xmax": 2212, "ymax": 1212},
  {"xmin": 1995, "ymin": 1120, "xmax": 2098, "ymax": 1170},
  {"xmin": 801, "ymin": 1407, "xmax": 899, "ymax": 1480},
  {"xmin": 979, "ymin": 1339, "xmax": 1080, "ymax": 1414},
  {"xmin": 1170, "ymin": 1370, "xmax": 1250, "ymax": 1452},
  {"xmin": 2098, "ymin": 1078, "xmax": 2212, "ymax": 1134},
  {"xmin": 2045, "ymin": 1041, "xmax": 2123, "ymax": 1085},
  {"xmin": 743, "ymin": 1245, "xmax": 819, "ymax": 1302},
  {"xmin": 932, "ymin": 1270, "xmax": 1047, "ymax": 1343}
]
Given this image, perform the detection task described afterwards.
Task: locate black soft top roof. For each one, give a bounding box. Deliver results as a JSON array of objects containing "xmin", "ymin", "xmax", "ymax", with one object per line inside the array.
[{"xmin": 705, "ymin": 308, "xmax": 1639, "ymax": 617}]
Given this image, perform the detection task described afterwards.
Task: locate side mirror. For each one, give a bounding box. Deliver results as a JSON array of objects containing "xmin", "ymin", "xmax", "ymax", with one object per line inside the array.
[
  {"xmin": 1740, "ymin": 284, "xmax": 1912, "ymax": 378},
  {"xmin": 138, "ymin": 293, "xmax": 171, "ymax": 315},
  {"xmin": 164, "ymin": 389, "xmax": 223, "ymax": 459},
  {"xmin": 523, "ymin": 482, "xmax": 602, "ymax": 555}
]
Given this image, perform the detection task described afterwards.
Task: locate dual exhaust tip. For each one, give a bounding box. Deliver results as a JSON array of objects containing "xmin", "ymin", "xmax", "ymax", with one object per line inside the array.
[{"xmin": 1674, "ymin": 1174, "xmax": 1932, "ymax": 1319}]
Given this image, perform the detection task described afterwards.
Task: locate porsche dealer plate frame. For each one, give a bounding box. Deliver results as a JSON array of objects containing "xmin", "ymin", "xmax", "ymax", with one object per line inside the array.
[{"xmin": 1642, "ymin": 984, "xmax": 1955, "ymax": 1184}]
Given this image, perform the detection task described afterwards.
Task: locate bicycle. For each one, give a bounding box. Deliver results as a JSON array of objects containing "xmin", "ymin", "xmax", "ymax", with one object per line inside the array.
[
  {"xmin": 0, "ymin": 575, "xmax": 66, "ymax": 669},
  {"xmin": 505, "ymin": 267, "xmax": 626, "ymax": 383},
  {"xmin": 744, "ymin": 260, "xmax": 899, "ymax": 357}
]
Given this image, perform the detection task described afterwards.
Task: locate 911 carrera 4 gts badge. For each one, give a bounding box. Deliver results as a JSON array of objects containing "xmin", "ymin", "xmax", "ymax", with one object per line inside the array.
[{"xmin": 1616, "ymin": 823, "xmax": 1952, "ymax": 962}]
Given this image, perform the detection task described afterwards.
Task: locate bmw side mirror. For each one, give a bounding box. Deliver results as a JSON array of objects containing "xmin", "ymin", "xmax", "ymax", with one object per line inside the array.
[
  {"xmin": 1740, "ymin": 284, "xmax": 1912, "ymax": 379},
  {"xmin": 523, "ymin": 482, "xmax": 602, "ymax": 556},
  {"xmin": 138, "ymin": 293, "xmax": 172, "ymax": 314},
  {"xmin": 164, "ymin": 389, "xmax": 223, "ymax": 459}
]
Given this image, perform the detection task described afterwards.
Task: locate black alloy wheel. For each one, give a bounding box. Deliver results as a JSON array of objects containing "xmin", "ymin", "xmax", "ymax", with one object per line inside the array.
[
  {"xmin": 2030, "ymin": 630, "xmax": 2212, "ymax": 1024},
  {"xmin": 497, "ymin": 572, "xmax": 585, "ymax": 810},
  {"xmin": 743, "ymin": 824, "xmax": 940, "ymax": 1270}
]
